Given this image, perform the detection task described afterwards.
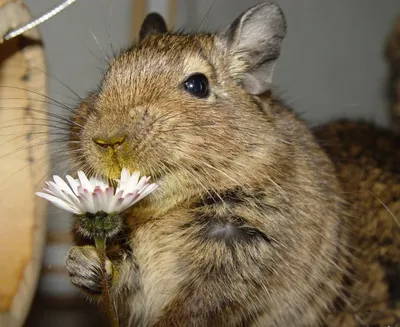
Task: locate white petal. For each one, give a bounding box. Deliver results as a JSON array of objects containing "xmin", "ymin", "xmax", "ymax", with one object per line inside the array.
[
  {"xmin": 77, "ymin": 171, "xmax": 93, "ymax": 192},
  {"xmin": 53, "ymin": 175, "xmax": 75, "ymax": 196},
  {"xmin": 77, "ymin": 190, "xmax": 96, "ymax": 213},
  {"xmin": 120, "ymin": 168, "xmax": 130, "ymax": 183},
  {"xmin": 96, "ymin": 189, "xmax": 108, "ymax": 212},
  {"xmin": 99, "ymin": 181, "xmax": 109, "ymax": 191},
  {"xmin": 89, "ymin": 177, "xmax": 108, "ymax": 191},
  {"xmin": 95, "ymin": 188, "xmax": 112, "ymax": 212},
  {"xmin": 35, "ymin": 192, "xmax": 81, "ymax": 214},
  {"xmin": 102, "ymin": 187, "xmax": 115, "ymax": 212},
  {"xmin": 41, "ymin": 186, "xmax": 58, "ymax": 197},
  {"xmin": 122, "ymin": 172, "xmax": 141, "ymax": 197},
  {"xmin": 106, "ymin": 189, "xmax": 124, "ymax": 213},
  {"xmin": 116, "ymin": 168, "xmax": 128, "ymax": 187},
  {"xmin": 116, "ymin": 168, "xmax": 132, "ymax": 194},
  {"xmin": 46, "ymin": 181, "xmax": 73, "ymax": 204},
  {"xmin": 134, "ymin": 183, "xmax": 158, "ymax": 203},
  {"xmin": 47, "ymin": 182, "xmax": 81, "ymax": 207},
  {"xmin": 52, "ymin": 176, "xmax": 82, "ymax": 208},
  {"xmin": 133, "ymin": 176, "xmax": 150, "ymax": 194},
  {"xmin": 116, "ymin": 193, "xmax": 136, "ymax": 212},
  {"xmin": 92, "ymin": 191, "xmax": 103, "ymax": 212},
  {"xmin": 110, "ymin": 197, "xmax": 125, "ymax": 213},
  {"xmin": 65, "ymin": 192, "xmax": 82, "ymax": 209},
  {"xmin": 144, "ymin": 183, "xmax": 159, "ymax": 195},
  {"xmin": 66, "ymin": 175, "xmax": 80, "ymax": 195}
]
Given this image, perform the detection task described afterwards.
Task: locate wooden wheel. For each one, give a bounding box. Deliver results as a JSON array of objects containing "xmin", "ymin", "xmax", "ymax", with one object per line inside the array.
[{"xmin": 0, "ymin": 1, "xmax": 48, "ymax": 326}]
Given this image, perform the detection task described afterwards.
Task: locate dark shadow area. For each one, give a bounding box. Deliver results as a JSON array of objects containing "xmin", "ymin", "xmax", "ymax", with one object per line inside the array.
[{"xmin": 24, "ymin": 293, "xmax": 108, "ymax": 327}]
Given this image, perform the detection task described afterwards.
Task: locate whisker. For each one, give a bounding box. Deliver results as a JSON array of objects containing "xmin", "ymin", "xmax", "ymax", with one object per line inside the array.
[
  {"xmin": 0, "ymin": 86, "xmax": 71, "ymax": 109},
  {"xmin": 159, "ymin": 123, "xmax": 219, "ymax": 133},
  {"xmin": 88, "ymin": 28, "xmax": 110, "ymax": 62},
  {"xmin": 0, "ymin": 132, "xmax": 70, "ymax": 148},
  {"xmin": 0, "ymin": 105, "xmax": 74, "ymax": 124},
  {"xmin": 0, "ymin": 143, "xmax": 74, "ymax": 190},
  {"xmin": 145, "ymin": 107, "xmax": 198, "ymax": 131},
  {"xmin": 150, "ymin": 109, "xmax": 291, "ymax": 144},
  {"xmin": 0, "ymin": 116, "xmax": 73, "ymax": 128},
  {"xmin": 26, "ymin": 62, "xmax": 83, "ymax": 102},
  {"xmin": 79, "ymin": 39, "xmax": 107, "ymax": 67},
  {"xmin": 196, "ymin": 0, "xmax": 217, "ymax": 32},
  {"xmin": 0, "ymin": 106, "xmax": 83, "ymax": 128},
  {"xmin": 103, "ymin": 1, "xmax": 116, "ymax": 57},
  {"xmin": 179, "ymin": 164, "xmax": 227, "ymax": 209},
  {"xmin": 52, "ymin": 92, "xmax": 82, "ymax": 103},
  {"xmin": 0, "ymin": 160, "xmax": 48, "ymax": 190},
  {"xmin": 190, "ymin": 158, "xmax": 240, "ymax": 186},
  {"xmin": 0, "ymin": 138, "xmax": 73, "ymax": 160},
  {"xmin": 0, "ymin": 122, "xmax": 72, "ymax": 133},
  {"xmin": 1, "ymin": 97, "xmax": 74, "ymax": 111},
  {"xmin": 0, "ymin": 86, "xmax": 86, "ymax": 121},
  {"xmin": 369, "ymin": 191, "xmax": 400, "ymax": 227}
]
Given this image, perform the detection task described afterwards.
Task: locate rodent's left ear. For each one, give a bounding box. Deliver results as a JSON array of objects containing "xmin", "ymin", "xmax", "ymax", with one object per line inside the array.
[
  {"xmin": 218, "ymin": 2, "xmax": 286, "ymax": 95},
  {"xmin": 139, "ymin": 13, "xmax": 168, "ymax": 42}
]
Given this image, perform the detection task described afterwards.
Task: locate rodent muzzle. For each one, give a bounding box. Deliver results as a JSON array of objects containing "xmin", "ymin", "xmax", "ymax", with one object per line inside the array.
[{"xmin": 93, "ymin": 135, "xmax": 126, "ymax": 150}]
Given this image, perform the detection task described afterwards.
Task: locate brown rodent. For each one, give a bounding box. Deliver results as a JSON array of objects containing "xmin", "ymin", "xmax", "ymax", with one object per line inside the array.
[{"xmin": 65, "ymin": 3, "xmax": 400, "ymax": 326}]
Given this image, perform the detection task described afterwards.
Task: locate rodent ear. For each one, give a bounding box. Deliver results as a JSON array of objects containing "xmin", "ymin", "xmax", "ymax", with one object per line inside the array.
[
  {"xmin": 139, "ymin": 13, "xmax": 168, "ymax": 42},
  {"xmin": 218, "ymin": 2, "xmax": 286, "ymax": 95}
]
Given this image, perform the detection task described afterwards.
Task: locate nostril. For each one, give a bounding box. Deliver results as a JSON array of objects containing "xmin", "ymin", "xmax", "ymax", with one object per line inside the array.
[
  {"xmin": 93, "ymin": 139, "xmax": 109, "ymax": 149},
  {"xmin": 93, "ymin": 135, "xmax": 126, "ymax": 149}
]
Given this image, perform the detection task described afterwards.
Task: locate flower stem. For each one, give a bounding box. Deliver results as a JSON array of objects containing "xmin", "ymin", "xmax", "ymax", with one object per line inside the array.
[{"xmin": 94, "ymin": 237, "xmax": 119, "ymax": 327}]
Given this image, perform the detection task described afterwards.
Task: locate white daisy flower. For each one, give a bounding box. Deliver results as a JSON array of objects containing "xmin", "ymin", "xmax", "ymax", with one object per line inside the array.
[{"xmin": 35, "ymin": 168, "xmax": 158, "ymax": 215}]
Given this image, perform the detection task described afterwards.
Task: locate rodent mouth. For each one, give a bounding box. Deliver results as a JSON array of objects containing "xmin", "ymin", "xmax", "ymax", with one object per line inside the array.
[
  {"xmin": 86, "ymin": 146, "xmax": 129, "ymax": 181},
  {"xmin": 84, "ymin": 157, "xmax": 123, "ymax": 182},
  {"xmin": 84, "ymin": 136, "xmax": 167, "ymax": 183},
  {"xmin": 88, "ymin": 159, "xmax": 162, "ymax": 184}
]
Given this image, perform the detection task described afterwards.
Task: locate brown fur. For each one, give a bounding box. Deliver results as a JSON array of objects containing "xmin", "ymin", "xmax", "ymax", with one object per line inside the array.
[
  {"xmin": 314, "ymin": 121, "xmax": 400, "ymax": 326},
  {"xmin": 65, "ymin": 6, "xmax": 400, "ymax": 327}
]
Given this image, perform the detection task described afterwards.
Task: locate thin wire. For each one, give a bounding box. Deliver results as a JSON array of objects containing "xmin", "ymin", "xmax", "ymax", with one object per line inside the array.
[{"xmin": 2, "ymin": 0, "xmax": 77, "ymax": 42}]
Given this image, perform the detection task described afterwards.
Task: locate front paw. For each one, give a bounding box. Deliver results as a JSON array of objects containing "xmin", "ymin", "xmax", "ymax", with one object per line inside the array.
[{"xmin": 66, "ymin": 245, "xmax": 113, "ymax": 296}]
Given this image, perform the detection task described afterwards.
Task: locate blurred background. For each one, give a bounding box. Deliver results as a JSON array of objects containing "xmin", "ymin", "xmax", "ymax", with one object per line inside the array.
[{"xmin": 0, "ymin": 0, "xmax": 399, "ymax": 326}]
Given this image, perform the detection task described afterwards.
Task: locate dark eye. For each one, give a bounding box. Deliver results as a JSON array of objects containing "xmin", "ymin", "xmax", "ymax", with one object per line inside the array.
[{"xmin": 183, "ymin": 73, "xmax": 209, "ymax": 98}]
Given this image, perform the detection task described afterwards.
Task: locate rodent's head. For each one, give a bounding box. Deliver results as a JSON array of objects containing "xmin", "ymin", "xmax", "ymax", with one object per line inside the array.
[{"xmin": 70, "ymin": 3, "xmax": 286, "ymax": 196}]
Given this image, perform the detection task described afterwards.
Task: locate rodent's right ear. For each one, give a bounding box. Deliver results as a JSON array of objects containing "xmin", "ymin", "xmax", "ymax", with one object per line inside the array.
[
  {"xmin": 217, "ymin": 2, "xmax": 286, "ymax": 95},
  {"xmin": 139, "ymin": 13, "xmax": 168, "ymax": 42}
]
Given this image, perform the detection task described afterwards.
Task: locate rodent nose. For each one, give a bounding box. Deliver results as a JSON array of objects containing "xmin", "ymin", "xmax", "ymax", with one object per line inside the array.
[{"xmin": 93, "ymin": 135, "xmax": 126, "ymax": 149}]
